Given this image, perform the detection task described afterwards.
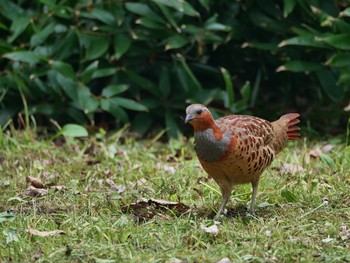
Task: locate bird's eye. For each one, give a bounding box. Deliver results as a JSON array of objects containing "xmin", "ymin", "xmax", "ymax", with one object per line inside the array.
[{"xmin": 196, "ymin": 109, "xmax": 203, "ymax": 115}]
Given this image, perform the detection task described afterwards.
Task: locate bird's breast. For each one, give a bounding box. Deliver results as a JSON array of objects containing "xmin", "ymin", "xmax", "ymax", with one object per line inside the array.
[{"xmin": 194, "ymin": 129, "xmax": 231, "ymax": 161}]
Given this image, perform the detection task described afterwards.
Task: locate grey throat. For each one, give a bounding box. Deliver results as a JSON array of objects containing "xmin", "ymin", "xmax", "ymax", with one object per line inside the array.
[{"xmin": 194, "ymin": 128, "xmax": 230, "ymax": 161}]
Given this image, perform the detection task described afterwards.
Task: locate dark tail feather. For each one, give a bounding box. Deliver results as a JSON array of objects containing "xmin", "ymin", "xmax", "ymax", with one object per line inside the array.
[{"xmin": 281, "ymin": 113, "xmax": 300, "ymax": 141}]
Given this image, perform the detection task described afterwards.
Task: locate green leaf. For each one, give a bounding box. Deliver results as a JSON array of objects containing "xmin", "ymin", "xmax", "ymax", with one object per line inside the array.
[
  {"xmin": 151, "ymin": 0, "xmax": 199, "ymax": 17},
  {"xmin": 220, "ymin": 67, "xmax": 234, "ymax": 107},
  {"xmin": 3, "ymin": 228, "xmax": 19, "ymax": 244},
  {"xmin": 81, "ymin": 61, "xmax": 99, "ymax": 83},
  {"xmin": 177, "ymin": 54, "xmax": 202, "ymax": 90},
  {"xmin": 340, "ymin": 7, "xmax": 350, "ymax": 17},
  {"xmin": 159, "ymin": 66, "xmax": 171, "ymax": 97},
  {"xmin": 137, "ymin": 17, "xmax": 166, "ymax": 30},
  {"xmin": 165, "ymin": 35, "xmax": 189, "ymax": 50},
  {"xmin": 126, "ymin": 71, "xmax": 161, "ymax": 97},
  {"xmin": 132, "ymin": 112, "xmax": 154, "ymax": 135},
  {"xmin": 283, "ymin": 0, "xmax": 296, "ymax": 17},
  {"xmin": 0, "ymin": 211, "xmax": 15, "ymax": 223},
  {"xmin": 319, "ymin": 153, "xmax": 335, "ymax": 169},
  {"xmin": 101, "ymin": 98, "xmax": 129, "ymax": 122},
  {"xmin": 199, "ymin": 0, "xmax": 210, "ymax": 10},
  {"xmin": 322, "ymin": 34, "xmax": 350, "ymax": 50},
  {"xmin": 30, "ymin": 23, "xmax": 55, "ymax": 47},
  {"xmin": 9, "ymin": 16, "xmax": 30, "ymax": 43},
  {"xmin": 50, "ymin": 60, "xmax": 76, "ymax": 80},
  {"xmin": 124, "ymin": 3, "xmax": 164, "ymax": 23},
  {"xmin": 60, "ymin": 124, "xmax": 88, "ymax": 137},
  {"xmin": 110, "ymin": 97, "xmax": 148, "ymax": 112},
  {"xmin": 3, "ymin": 51, "xmax": 47, "ymax": 64},
  {"xmin": 102, "ymin": 84, "xmax": 129, "ymax": 97},
  {"xmin": 165, "ymin": 110, "xmax": 180, "ymax": 138},
  {"xmin": 77, "ymin": 85, "xmax": 99, "ymax": 114},
  {"xmin": 316, "ymin": 69, "xmax": 344, "ymax": 102},
  {"xmin": 79, "ymin": 35, "xmax": 109, "ymax": 61},
  {"xmin": 91, "ymin": 68, "xmax": 118, "ymax": 79},
  {"xmin": 205, "ymin": 23, "xmax": 230, "ymax": 31},
  {"xmin": 325, "ymin": 54, "xmax": 350, "ymax": 67},
  {"xmin": 114, "ymin": 33, "xmax": 131, "ymax": 60},
  {"xmin": 281, "ymin": 189, "xmax": 299, "ymax": 202},
  {"xmin": 279, "ymin": 35, "xmax": 326, "ymax": 48},
  {"xmin": 276, "ymin": 60, "xmax": 322, "ymax": 72},
  {"xmin": 91, "ymin": 8, "xmax": 115, "ymax": 25},
  {"xmin": 55, "ymin": 72, "xmax": 78, "ymax": 100}
]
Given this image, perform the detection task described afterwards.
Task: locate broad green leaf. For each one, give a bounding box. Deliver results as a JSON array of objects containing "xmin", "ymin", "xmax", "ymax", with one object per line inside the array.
[
  {"xmin": 340, "ymin": 7, "xmax": 350, "ymax": 17},
  {"xmin": 91, "ymin": 68, "xmax": 118, "ymax": 79},
  {"xmin": 276, "ymin": 60, "xmax": 322, "ymax": 72},
  {"xmin": 279, "ymin": 35, "xmax": 326, "ymax": 48},
  {"xmin": 3, "ymin": 51, "xmax": 47, "ymax": 64},
  {"xmin": 326, "ymin": 54, "xmax": 350, "ymax": 67},
  {"xmin": 126, "ymin": 71, "xmax": 161, "ymax": 97},
  {"xmin": 319, "ymin": 153, "xmax": 335, "ymax": 169},
  {"xmin": 165, "ymin": 110, "xmax": 180, "ymax": 138},
  {"xmin": 110, "ymin": 97, "xmax": 148, "ymax": 112},
  {"xmin": 155, "ymin": 3, "xmax": 180, "ymax": 32},
  {"xmin": 316, "ymin": 69, "xmax": 343, "ymax": 102},
  {"xmin": 177, "ymin": 54, "xmax": 202, "ymax": 90},
  {"xmin": 283, "ymin": 0, "xmax": 296, "ymax": 17},
  {"xmin": 136, "ymin": 17, "xmax": 166, "ymax": 30},
  {"xmin": 114, "ymin": 33, "xmax": 131, "ymax": 60},
  {"xmin": 152, "ymin": 0, "xmax": 199, "ymax": 17},
  {"xmin": 55, "ymin": 72, "xmax": 78, "ymax": 100},
  {"xmin": 205, "ymin": 23, "xmax": 230, "ymax": 31},
  {"xmin": 91, "ymin": 8, "xmax": 115, "ymax": 25},
  {"xmin": 132, "ymin": 112, "xmax": 154, "ymax": 135},
  {"xmin": 30, "ymin": 23, "xmax": 55, "ymax": 47},
  {"xmin": 323, "ymin": 34, "xmax": 350, "ymax": 50},
  {"xmin": 0, "ymin": 211, "xmax": 15, "ymax": 223},
  {"xmin": 102, "ymin": 84, "xmax": 129, "ymax": 97},
  {"xmin": 124, "ymin": 3, "xmax": 164, "ymax": 23},
  {"xmin": 81, "ymin": 61, "xmax": 99, "ymax": 83},
  {"xmin": 60, "ymin": 124, "xmax": 88, "ymax": 137},
  {"xmin": 79, "ymin": 35, "xmax": 109, "ymax": 61},
  {"xmin": 199, "ymin": 0, "xmax": 210, "ymax": 10},
  {"xmin": 9, "ymin": 16, "xmax": 30, "ymax": 43},
  {"xmin": 77, "ymin": 85, "xmax": 99, "ymax": 113},
  {"xmin": 50, "ymin": 60, "xmax": 76, "ymax": 80},
  {"xmin": 165, "ymin": 35, "xmax": 189, "ymax": 50},
  {"xmin": 3, "ymin": 228, "xmax": 19, "ymax": 244},
  {"xmin": 281, "ymin": 189, "xmax": 299, "ymax": 202},
  {"xmin": 220, "ymin": 67, "xmax": 234, "ymax": 107},
  {"xmin": 101, "ymin": 98, "xmax": 129, "ymax": 122},
  {"xmin": 159, "ymin": 66, "xmax": 171, "ymax": 97}
]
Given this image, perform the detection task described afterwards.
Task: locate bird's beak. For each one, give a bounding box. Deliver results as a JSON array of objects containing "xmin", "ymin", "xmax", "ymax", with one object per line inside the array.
[{"xmin": 185, "ymin": 114, "xmax": 195, "ymax": 124}]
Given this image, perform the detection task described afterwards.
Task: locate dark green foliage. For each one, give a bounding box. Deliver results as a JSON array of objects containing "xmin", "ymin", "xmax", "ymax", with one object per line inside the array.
[{"xmin": 0, "ymin": 0, "xmax": 349, "ymax": 136}]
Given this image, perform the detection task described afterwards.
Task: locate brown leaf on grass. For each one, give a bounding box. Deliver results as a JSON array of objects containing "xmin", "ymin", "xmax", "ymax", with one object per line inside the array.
[
  {"xmin": 26, "ymin": 176, "xmax": 45, "ymax": 189},
  {"xmin": 122, "ymin": 199, "xmax": 190, "ymax": 220},
  {"xmin": 26, "ymin": 227, "xmax": 64, "ymax": 237},
  {"xmin": 105, "ymin": 179, "xmax": 126, "ymax": 193},
  {"xmin": 310, "ymin": 144, "xmax": 335, "ymax": 158},
  {"xmin": 280, "ymin": 163, "xmax": 305, "ymax": 174},
  {"xmin": 339, "ymin": 225, "xmax": 350, "ymax": 241},
  {"xmin": 310, "ymin": 148, "xmax": 323, "ymax": 158},
  {"xmin": 200, "ymin": 223, "xmax": 219, "ymax": 236},
  {"xmin": 49, "ymin": 185, "xmax": 65, "ymax": 191},
  {"xmin": 25, "ymin": 186, "xmax": 48, "ymax": 197}
]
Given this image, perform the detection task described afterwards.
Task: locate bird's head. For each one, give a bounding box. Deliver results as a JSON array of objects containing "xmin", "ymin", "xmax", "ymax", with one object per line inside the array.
[{"xmin": 185, "ymin": 104, "xmax": 215, "ymax": 131}]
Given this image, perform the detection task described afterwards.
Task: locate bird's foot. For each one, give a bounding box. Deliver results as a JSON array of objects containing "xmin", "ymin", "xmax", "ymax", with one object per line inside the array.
[{"xmin": 246, "ymin": 210, "xmax": 259, "ymax": 220}]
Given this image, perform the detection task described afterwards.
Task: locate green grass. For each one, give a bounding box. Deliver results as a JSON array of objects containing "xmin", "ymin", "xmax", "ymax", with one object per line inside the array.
[{"xmin": 0, "ymin": 130, "xmax": 349, "ymax": 263}]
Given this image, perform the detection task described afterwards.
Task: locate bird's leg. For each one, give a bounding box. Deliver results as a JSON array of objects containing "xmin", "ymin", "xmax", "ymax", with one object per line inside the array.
[
  {"xmin": 249, "ymin": 180, "xmax": 260, "ymax": 216},
  {"xmin": 214, "ymin": 187, "xmax": 231, "ymax": 221}
]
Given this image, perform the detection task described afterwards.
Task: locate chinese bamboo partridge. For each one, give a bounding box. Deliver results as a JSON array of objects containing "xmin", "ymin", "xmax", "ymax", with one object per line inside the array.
[{"xmin": 185, "ymin": 104, "xmax": 300, "ymax": 219}]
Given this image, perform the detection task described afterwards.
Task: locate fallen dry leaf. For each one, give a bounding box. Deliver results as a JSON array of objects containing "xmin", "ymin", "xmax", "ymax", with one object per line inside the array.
[
  {"xmin": 339, "ymin": 225, "xmax": 350, "ymax": 241},
  {"xmin": 49, "ymin": 185, "xmax": 65, "ymax": 191},
  {"xmin": 122, "ymin": 199, "xmax": 189, "ymax": 220},
  {"xmin": 25, "ymin": 186, "xmax": 48, "ymax": 197},
  {"xmin": 26, "ymin": 176, "xmax": 45, "ymax": 189},
  {"xmin": 280, "ymin": 163, "xmax": 305, "ymax": 174},
  {"xmin": 322, "ymin": 144, "xmax": 335, "ymax": 153},
  {"xmin": 156, "ymin": 163, "xmax": 176, "ymax": 174},
  {"xmin": 105, "ymin": 179, "xmax": 126, "ymax": 193},
  {"xmin": 200, "ymin": 223, "xmax": 219, "ymax": 236},
  {"xmin": 26, "ymin": 228, "xmax": 64, "ymax": 237},
  {"xmin": 310, "ymin": 148, "xmax": 323, "ymax": 158},
  {"xmin": 216, "ymin": 258, "xmax": 231, "ymax": 263}
]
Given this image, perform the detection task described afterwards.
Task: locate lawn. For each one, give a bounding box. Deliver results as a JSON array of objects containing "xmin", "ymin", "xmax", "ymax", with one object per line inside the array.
[{"xmin": 0, "ymin": 128, "xmax": 349, "ymax": 262}]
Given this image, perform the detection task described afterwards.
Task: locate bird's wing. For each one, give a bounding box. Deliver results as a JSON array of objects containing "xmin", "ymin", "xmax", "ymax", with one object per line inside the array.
[{"xmin": 216, "ymin": 115, "xmax": 274, "ymax": 146}]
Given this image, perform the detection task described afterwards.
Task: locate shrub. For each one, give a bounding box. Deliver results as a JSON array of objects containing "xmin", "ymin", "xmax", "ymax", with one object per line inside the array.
[{"xmin": 0, "ymin": 0, "xmax": 349, "ymax": 137}]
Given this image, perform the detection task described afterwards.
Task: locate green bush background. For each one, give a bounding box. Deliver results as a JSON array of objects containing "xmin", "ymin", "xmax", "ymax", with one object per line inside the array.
[{"xmin": 1, "ymin": 0, "xmax": 349, "ymax": 137}]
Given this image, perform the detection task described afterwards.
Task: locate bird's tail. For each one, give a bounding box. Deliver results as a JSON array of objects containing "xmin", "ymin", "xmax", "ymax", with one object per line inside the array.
[{"xmin": 280, "ymin": 113, "xmax": 300, "ymax": 141}]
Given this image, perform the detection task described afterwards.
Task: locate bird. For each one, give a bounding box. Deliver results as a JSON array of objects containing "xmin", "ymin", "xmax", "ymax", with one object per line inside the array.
[{"xmin": 185, "ymin": 104, "xmax": 300, "ymax": 219}]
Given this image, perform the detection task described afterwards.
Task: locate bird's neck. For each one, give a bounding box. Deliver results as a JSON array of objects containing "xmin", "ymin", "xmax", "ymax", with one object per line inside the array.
[{"xmin": 194, "ymin": 125, "xmax": 230, "ymax": 161}]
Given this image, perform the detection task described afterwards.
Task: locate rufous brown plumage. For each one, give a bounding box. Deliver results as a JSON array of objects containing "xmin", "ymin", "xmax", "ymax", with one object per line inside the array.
[{"xmin": 185, "ymin": 104, "xmax": 300, "ymax": 219}]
